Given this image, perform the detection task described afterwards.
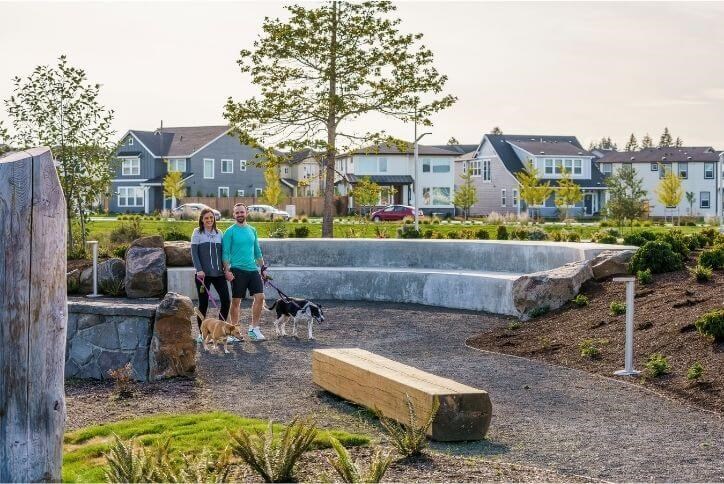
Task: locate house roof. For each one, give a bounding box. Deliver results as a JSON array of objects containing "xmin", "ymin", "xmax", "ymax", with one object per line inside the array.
[
  {"xmin": 349, "ymin": 143, "xmax": 460, "ymax": 156},
  {"xmin": 286, "ymin": 148, "xmax": 323, "ymax": 165},
  {"xmin": 281, "ymin": 177, "xmax": 298, "ymax": 187},
  {"xmin": 129, "ymin": 125, "xmax": 230, "ymax": 157},
  {"xmin": 117, "ymin": 150, "xmax": 142, "ymax": 157},
  {"xmin": 546, "ymin": 171, "xmax": 607, "ymax": 189},
  {"xmin": 594, "ymin": 146, "xmax": 721, "ymax": 163},
  {"xmin": 483, "ymin": 134, "xmax": 585, "ymax": 174},
  {"xmin": 347, "ymin": 174, "xmax": 415, "ymax": 184},
  {"xmin": 430, "ymin": 144, "xmax": 479, "ymax": 154},
  {"xmin": 508, "ymin": 140, "xmax": 594, "ymax": 157}
]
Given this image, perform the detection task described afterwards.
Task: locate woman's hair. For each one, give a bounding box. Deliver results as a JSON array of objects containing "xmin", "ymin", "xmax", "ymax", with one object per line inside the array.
[{"xmin": 198, "ymin": 208, "xmax": 218, "ymax": 233}]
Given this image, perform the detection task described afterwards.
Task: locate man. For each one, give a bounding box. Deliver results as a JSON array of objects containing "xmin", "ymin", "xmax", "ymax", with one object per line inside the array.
[{"xmin": 222, "ymin": 203, "xmax": 268, "ymax": 341}]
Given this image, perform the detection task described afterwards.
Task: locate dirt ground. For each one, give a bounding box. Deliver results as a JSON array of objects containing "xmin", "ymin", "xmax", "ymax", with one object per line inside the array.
[{"xmin": 468, "ymin": 262, "xmax": 723, "ymax": 414}]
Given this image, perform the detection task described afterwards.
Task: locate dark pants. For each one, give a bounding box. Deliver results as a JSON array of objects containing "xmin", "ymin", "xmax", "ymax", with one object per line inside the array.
[{"xmin": 194, "ymin": 275, "xmax": 231, "ymax": 328}]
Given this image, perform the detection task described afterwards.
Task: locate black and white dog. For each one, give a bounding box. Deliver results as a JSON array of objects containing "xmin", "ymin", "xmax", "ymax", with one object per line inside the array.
[{"xmin": 265, "ymin": 298, "xmax": 325, "ymax": 340}]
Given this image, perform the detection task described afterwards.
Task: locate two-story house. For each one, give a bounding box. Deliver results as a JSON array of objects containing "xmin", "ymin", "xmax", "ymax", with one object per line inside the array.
[
  {"xmin": 455, "ymin": 134, "xmax": 607, "ymax": 218},
  {"xmin": 335, "ymin": 143, "xmax": 462, "ymax": 215},
  {"xmin": 278, "ymin": 149, "xmax": 324, "ymax": 197},
  {"xmin": 111, "ymin": 125, "xmax": 265, "ymax": 213},
  {"xmin": 594, "ymin": 147, "xmax": 723, "ymax": 218}
]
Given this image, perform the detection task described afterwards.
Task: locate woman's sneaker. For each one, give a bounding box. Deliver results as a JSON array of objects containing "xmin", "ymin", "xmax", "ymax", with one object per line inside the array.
[{"xmin": 248, "ymin": 327, "xmax": 266, "ymax": 341}]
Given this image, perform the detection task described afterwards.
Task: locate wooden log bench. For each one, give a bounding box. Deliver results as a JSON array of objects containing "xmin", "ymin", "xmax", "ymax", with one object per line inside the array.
[{"xmin": 312, "ymin": 348, "xmax": 492, "ymax": 441}]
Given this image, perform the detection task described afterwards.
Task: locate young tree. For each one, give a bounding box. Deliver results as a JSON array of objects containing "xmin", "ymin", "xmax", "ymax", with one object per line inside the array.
[
  {"xmin": 224, "ymin": 1, "xmax": 456, "ymax": 238},
  {"xmin": 589, "ymin": 137, "xmax": 618, "ymax": 151},
  {"xmin": 490, "ymin": 126, "xmax": 503, "ymax": 135},
  {"xmin": 261, "ymin": 161, "xmax": 285, "ymax": 207},
  {"xmin": 659, "ymin": 127, "xmax": 673, "ymax": 147},
  {"xmin": 624, "ymin": 133, "xmax": 639, "ymax": 152},
  {"xmin": 605, "ymin": 165, "xmax": 647, "ymax": 227},
  {"xmin": 515, "ymin": 162, "xmax": 552, "ymax": 218},
  {"xmin": 655, "ymin": 169, "xmax": 683, "ymax": 215},
  {"xmin": 641, "ymin": 133, "xmax": 654, "ymax": 148},
  {"xmin": 163, "ymin": 171, "xmax": 185, "ymax": 210},
  {"xmin": 674, "ymin": 136, "xmax": 683, "ymax": 147},
  {"xmin": 351, "ymin": 176, "xmax": 382, "ymax": 216},
  {"xmin": 4, "ymin": 55, "xmax": 115, "ymax": 250},
  {"xmin": 452, "ymin": 168, "xmax": 478, "ymax": 220},
  {"xmin": 554, "ymin": 171, "xmax": 583, "ymax": 220},
  {"xmin": 685, "ymin": 191, "xmax": 696, "ymax": 216}
]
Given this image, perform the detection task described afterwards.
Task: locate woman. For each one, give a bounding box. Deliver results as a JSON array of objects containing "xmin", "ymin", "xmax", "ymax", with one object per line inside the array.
[{"xmin": 191, "ymin": 208, "xmax": 232, "ymax": 343}]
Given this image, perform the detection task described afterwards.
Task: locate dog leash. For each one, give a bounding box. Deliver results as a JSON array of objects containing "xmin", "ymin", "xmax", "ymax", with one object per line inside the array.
[
  {"xmin": 263, "ymin": 275, "xmax": 307, "ymax": 313},
  {"xmin": 196, "ymin": 274, "xmax": 227, "ymax": 322}
]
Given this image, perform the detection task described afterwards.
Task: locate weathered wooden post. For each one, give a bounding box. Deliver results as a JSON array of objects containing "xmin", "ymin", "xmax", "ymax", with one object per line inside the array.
[{"xmin": 0, "ymin": 147, "xmax": 67, "ymax": 482}]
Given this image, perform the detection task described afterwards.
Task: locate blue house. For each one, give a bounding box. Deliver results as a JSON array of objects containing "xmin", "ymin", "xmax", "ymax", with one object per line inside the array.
[{"xmin": 111, "ymin": 125, "xmax": 266, "ymax": 213}]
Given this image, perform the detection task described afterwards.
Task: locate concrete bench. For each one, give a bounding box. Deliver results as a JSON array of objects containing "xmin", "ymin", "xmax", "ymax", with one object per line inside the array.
[{"xmin": 312, "ymin": 348, "xmax": 492, "ymax": 441}]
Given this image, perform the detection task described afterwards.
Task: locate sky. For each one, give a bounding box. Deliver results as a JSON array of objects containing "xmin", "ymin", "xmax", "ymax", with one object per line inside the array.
[{"xmin": 1, "ymin": 1, "xmax": 723, "ymax": 149}]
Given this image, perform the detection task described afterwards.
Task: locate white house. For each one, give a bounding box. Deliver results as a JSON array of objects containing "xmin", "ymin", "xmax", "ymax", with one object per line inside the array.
[
  {"xmin": 455, "ymin": 134, "xmax": 607, "ymax": 218},
  {"xmin": 594, "ymin": 146, "xmax": 723, "ymax": 219}
]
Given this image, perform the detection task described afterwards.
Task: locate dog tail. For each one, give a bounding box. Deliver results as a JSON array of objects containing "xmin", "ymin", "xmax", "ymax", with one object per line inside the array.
[
  {"xmin": 264, "ymin": 300, "xmax": 278, "ymax": 311},
  {"xmin": 193, "ymin": 307, "xmax": 205, "ymax": 320}
]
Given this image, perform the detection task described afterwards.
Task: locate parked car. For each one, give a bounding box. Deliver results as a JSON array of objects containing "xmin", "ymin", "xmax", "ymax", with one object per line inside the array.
[
  {"xmin": 171, "ymin": 203, "xmax": 221, "ymax": 221},
  {"xmin": 247, "ymin": 204, "xmax": 291, "ymax": 221},
  {"xmin": 369, "ymin": 205, "xmax": 423, "ymax": 222}
]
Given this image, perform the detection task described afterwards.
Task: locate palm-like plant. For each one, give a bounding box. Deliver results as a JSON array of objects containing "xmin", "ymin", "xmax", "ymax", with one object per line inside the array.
[
  {"xmin": 326, "ymin": 435, "xmax": 392, "ymax": 483},
  {"xmin": 685, "ymin": 191, "xmax": 695, "ymax": 216},
  {"xmin": 375, "ymin": 394, "xmax": 440, "ymax": 458}
]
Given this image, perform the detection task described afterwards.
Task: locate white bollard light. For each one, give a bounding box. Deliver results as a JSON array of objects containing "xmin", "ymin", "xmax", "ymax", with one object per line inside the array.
[
  {"xmin": 613, "ymin": 276, "xmax": 640, "ymax": 376},
  {"xmin": 86, "ymin": 240, "xmax": 101, "ymax": 298}
]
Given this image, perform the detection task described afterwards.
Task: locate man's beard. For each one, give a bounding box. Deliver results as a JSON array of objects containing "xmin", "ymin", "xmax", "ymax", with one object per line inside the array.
[{"xmin": 235, "ymin": 215, "xmax": 246, "ymax": 223}]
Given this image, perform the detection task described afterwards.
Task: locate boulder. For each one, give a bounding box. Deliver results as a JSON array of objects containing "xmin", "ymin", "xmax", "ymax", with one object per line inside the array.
[
  {"xmin": 130, "ymin": 235, "xmax": 164, "ymax": 249},
  {"xmin": 79, "ymin": 258, "xmax": 126, "ymax": 294},
  {"xmin": 589, "ymin": 250, "xmax": 636, "ymax": 280},
  {"xmin": 512, "ymin": 260, "xmax": 593, "ymax": 319},
  {"xmin": 164, "ymin": 241, "xmax": 192, "ymax": 267},
  {"xmin": 148, "ymin": 292, "xmax": 196, "ymax": 381},
  {"xmin": 124, "ymin": 246, "xmax": 166, "ymax": 298},
  {"xmin": 67, "ymin": 269, "xmax": 81, "ymax": 294}
]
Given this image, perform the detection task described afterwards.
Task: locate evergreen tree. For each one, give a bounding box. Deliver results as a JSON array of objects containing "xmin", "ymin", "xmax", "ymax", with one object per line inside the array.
[
  {"xmin": 658, "ymin": 127, "xmax": 673, "ymax": 147},
  {"xmin": 490, "ymin": 126, "xmax": 503, "ymax": 135},
  {"xmin": 515, "ymin": 162, "xmax": 552, "ymax": 218},
  {"xmin": 624, "ymin": 133, "xmax": 639, "ymax": 152},
  {"xmin": 447, "ymin": 137, "xmax": 459, "ymax": 145},
  {"xmin": 554, "ymin": 171, "xmax": 583, "ymax": 220},
  {"xmin": 605, "ymin": 165, "xmax": 647, "ymax": 227},
  {"xmin": 641, "ymin": 133, "xmax": 653, "ymax": 148},
  {"xmin": 589, "ymin": 137, "xmax": 618, "ymax": 151},
  {"xmin": 452, "ymin": 168, "xmax": 478, "ymax": 220},
  {"xmin": 674, "ymin": 136, "xmax": 683, "ymax": 147}
]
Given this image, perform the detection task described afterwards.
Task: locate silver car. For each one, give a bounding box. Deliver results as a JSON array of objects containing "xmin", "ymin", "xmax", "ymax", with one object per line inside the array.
[
  {"xmin": 247, "ymin": 204, "xmax": 291, "ymax": 221},
  {"xmin": 171, "ymin": 203, "xmax": 221, "ymax": 221}
]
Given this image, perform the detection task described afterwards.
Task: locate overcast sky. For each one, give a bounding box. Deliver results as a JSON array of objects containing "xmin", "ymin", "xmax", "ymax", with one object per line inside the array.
[{"xmin": 1, "ymin": 1, "xmax": 723, "ymax": 148}]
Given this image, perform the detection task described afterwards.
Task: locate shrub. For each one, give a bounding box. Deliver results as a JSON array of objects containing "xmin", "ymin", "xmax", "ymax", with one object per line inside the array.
[
  {"xmin": 610, "ymin": 301, "xmax": 626, "ymax": 315},
  {"xmin": 110, "ymin": 219, "xmax": 143, "ymax": 244},
  {"xmin": 527, "ymin": 227, "xmax": 548, "ymax": 241},
  {"xmin": 572, "ymin": 294, "xmax": 589, "ymax": 307},
  {"xmin": 496, "ymin": 225, "xmax": 508, "ymax": 240},
  {"xmin": 529, "ymin": 305, "xmax": 549, "ymax": 318},
  {"xmin": 431, "ymin": 217, "xmax": 440, "ymax": 225},
  {"xmin": 645, "ymin": 353, "xmax": 670, "ymax": 377},
  {"xmin": 579, "ymin": 338, "xmax": 607, "ymax": 358},
  {"xmin": 698, "ymin": 244, "xmax": 724, "ymax": 269},
  {"xmin": 112, "ymin": 244, "xmax": 129, "ymax": 259},
  {"xmin": 229, "ymin": 418, "xmax": 317, "ymax": 483},
  {"xmin": 376, "ymin": 394, "xmax": 439, "ymax": 458},
  {"xmin": 100, "ymin": 278, "xmax": 126, "ymax": 297},
  {"xmin": 422, "ymin": 229, "xmax": 433, "ymax": 239},
  {"xmin": 326, "ymin": 436, "xmax": 391, "ymax": 484},
  {"xmin": 108, "ymin": 363, "xmax": 135, "ymax": 400},
  {"xmin": 421, "ymin": 218, "xmax": 431, "ymax": 225},
  {"xmin": 471, "ymin": 228, "xmax": 488, "ymax": 240},
  {"xmin": 291, "ymin": 226, "xmax": 310, "ymax": 238},
  {"xmin": 403, "ymin": 217, "xmax": 414, "ymax": 225},
  {"xmin": 687, "ymin": 362, "xmax": 704, "ymax": 381},
  {"xmin": 593, "ymin": 231, "xmax": 618, "ymax": 244},
  {"xmin": 600, "ymin": 220, "xmax": 610, "ymax": 227},
  {"xmin": 460, "ymin": 229, "xmax": 475, "ymax": 240},
  {"xmin": 161, "ymin": 229, "xmax": 191, "ymax": 242},
  {"xmin": 638, "ymin": 230, "xmax": 658, "ymax": 241},
  {"xmin": 397, "ymin": 225, "xmax": 421, "ymax": 239},
  {"xmin": 566, "ymin": 231, "xmax": 581, "ymax": 242},
  {"xmin": 550, "ymin": 231, "xmax": 564, "ymax": 242},
  {"xmin": 623, "ymin": 232, "xmax": 648, "ymax": 246},
  {"xmin": 301, "ymin": 216, "xmax": 308, "ymax": 223},
  {"xmin": 637, "ymin": 268, "xmax": 653, "ymax": 285},
  {"xmin": 699, "ymin": 227, "xmax": 717, "ymax": 246},
  {"xmin": 268, "ymin": 220, "xmax": 287, "ymax": 238},
  {"xmin": 690, "ymin": 264, "xmax": 713, "ymax": 282},
  {"xmin": 67, "ymin": 275, "xmax": 80, "ymax": 295},
  {"xmin": 695, "ymin": 308, "xmax": 724, "ymax": 342},
  {"xmin": 507, "ymin": 321, "xmax": 521, "ymax": 330},
  {"xmin": 629, "ymin": 241, "xmax": 683, "ymax": 274},
  {"xmin": 683, "ymin": 234, "xmax": 705, "ymax": 250},
  {"xmin": 446, "ymin": 231, "xmax": 460, "ymax": 240},
  {"xmin": 486, "ymin": 211, "xmax": 504, "ymax": 225},
  {"xmin": 656, "ymin": 230, "xmax": 689, "ymax": 258}
]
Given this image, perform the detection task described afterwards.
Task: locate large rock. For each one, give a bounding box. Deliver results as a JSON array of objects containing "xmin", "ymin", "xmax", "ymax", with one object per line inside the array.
[
  {"xmin": 125, "ymin": 246, "xmax": 166, "ymax": 298},
  {"xmin": 148, "ymin": 292, "xmax": 196, "ymax": 381},
  {"xmin": 589, "ymin": 249, "xmax": 635, "ymax": 280},
  {"xmin": 164, "ymin": 241, "xmax": 192, "ymax": 267},
  {"xmin": 79, "ymin": 258, "xmax": 126, "ymax": 294},
  {"xmin": 67, "ymin": 269, "xmax": 81, "ymax": 294},
  {"xmin": 512, "ymin": 260, "xmax": 593, "ymax": 319},
  {"xmin": 130, "ymin": 235, "xmax": 164, "ymax": 249}
]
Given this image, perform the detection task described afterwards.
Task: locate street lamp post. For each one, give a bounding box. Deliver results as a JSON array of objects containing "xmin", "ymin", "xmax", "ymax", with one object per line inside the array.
[{"xmin": 414, "ymin": 132, "xmax": 431, "ymax": 231}]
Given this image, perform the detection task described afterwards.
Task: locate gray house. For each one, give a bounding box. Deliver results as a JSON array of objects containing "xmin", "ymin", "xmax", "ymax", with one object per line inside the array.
[{"xmin": 111, "ymin": 125, "xmax": 266, "ymax": 213}]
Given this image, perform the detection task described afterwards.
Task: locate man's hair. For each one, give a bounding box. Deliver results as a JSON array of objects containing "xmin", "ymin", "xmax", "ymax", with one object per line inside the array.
[{"xmin": 233, "ymin": 203, "xmax": 247, "ymax": 210}]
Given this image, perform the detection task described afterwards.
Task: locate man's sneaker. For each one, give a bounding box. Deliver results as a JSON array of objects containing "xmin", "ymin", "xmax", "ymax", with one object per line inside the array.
[
  {"xmin": 248, "ymin": 328, "xmax": 266, "ymax": 341},
  {"xmin": 195, "ymin": 334, "xmax": 203, "ymax": 344},
  {"xmin": 227, "ymin": 335, "xmax": 241, "ymax": 343}
]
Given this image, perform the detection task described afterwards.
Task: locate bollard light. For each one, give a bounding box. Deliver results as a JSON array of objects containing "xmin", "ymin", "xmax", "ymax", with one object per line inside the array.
[
  {"xmin": 612, "ymin": 276, "xmax": 640, "ymax": 376},
  {"xmin": 86, "ymin": 240, "xmax": 101, "ymax": 298}
]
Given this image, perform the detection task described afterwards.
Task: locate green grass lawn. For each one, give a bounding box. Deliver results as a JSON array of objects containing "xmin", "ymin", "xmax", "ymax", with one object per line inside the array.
[{"xmin": 62, "ymin": 411, "xmax": 370, "ymax": 483}]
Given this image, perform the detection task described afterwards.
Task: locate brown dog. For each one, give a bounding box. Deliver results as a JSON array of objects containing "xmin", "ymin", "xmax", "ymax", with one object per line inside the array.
[{"xmin": 194, "ymin": 308, "xmax": 243, "ymax": 354}]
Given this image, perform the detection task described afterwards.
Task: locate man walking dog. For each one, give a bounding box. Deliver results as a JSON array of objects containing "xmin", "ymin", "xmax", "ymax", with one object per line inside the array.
[{"xmin": 223, "ymin": 203, "xmax": 268, "ymax": 341}]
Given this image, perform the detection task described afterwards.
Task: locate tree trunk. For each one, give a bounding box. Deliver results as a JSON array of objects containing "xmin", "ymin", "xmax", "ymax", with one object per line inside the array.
[
  {"xmin": 322, "ymin": 0, "xmax": 339, "ymax": 238},
  {"xmin": 0, "ymin": 147, "xmax": 67, "ymax": 482}
]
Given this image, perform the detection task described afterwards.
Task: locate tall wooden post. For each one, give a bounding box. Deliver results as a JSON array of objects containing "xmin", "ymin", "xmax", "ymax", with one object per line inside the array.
[{"xmin": 0, "ymin": 147, "xmax": 67, "ymax": 482}]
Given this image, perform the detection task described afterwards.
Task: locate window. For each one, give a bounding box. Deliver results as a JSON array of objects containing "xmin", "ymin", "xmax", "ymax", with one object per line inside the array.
[
  {"xmin": 422, "ymin": 158, "xmax": 431, "ymax": 173},
  {"xmin": 700, "ymin": 191, "xmax": 711, "ymax": 209},
  {"xmin": 168, "ymin": 158, "xmax": 186, "ymax": 172},
  {"xmin": 554, "ymin": 159, "xmax": 563, "ymax": 174},
  {"xmin": 482, "ymin": 159, "xmax": 491, "ymax": 181},
  {"xmin": 117, "ymin": 186, "xmax": 144, "ymax": 207},
  {"xmin": 218, "ymin": 187, "xmax": 230, "ymax": 197},
  {"xmin": 127, "ymin": 136, "xmax": 133, "ymax": 146},
  {"xmin": 240, "ymin": 160, "xmax": 247, "ymax": 171},
  {"xmin": 421, "ymin": 187, "xmax": 451, "ymax": 205},
  {"xmin": 284, "ymin": 167, "xmax": 289, "ymax": 174},
  {"xmin": 651, "ymin": 163, "xmax": 658, "ymax": 171},
  {"xmin": 600, "ymin": 163, "xmax": 612, "ymax": 176},
  {"xmin": 237, "ymin": 189, "xmax": 245, "ymax": 197},
  {"xmin": 564, "ymin": 159, "xmax": 573, "ymax": 174},
  {"xmin": 545, "ymin": 159, "xmax": 554, "ymax": 175},
  {"xmin": 358, "ymin": 158, "xmax": 376, "ymax": 172},
  {"xmin": 432, "ymin": 159, "xmax": 450, "ymax": 173},
  {"xmin": 659, "ymin": 164, "xmax": 669, "ymax": 179},
  {"xmin": 470, "ymin": 160, "xmax": 481, "ymax": 177},
  {"xmin": 121, "ymin": 158, "xmax": 140, "ymax": 176},
  {"xmin": 378, "ymin": 157, "xmax": 387, "ymax": 173},
  {"xmin": 573, "ymin": 159, "xmax": 582, "ymax": 175},
  {"xmin": 513, "ymin": 189, "xmax": 519, "ymax": 207},
  {"xmin": 704, "ymin": 163, "xmax": 714, "ymax": 179},
  {"xmin": 678, "ymin": 162, "xmax": 688, "ymax": 179},
  {"xmin": 255, "ymin": 188, "xmax": 263, "ymax": 197},
  {"xmin": 221, "ymin": 159, "xmax": 234, "ymax": 174},
  {"xmin": 501, "ymin": 189, "xmax": 506, "ymax": 207},
  {"xmin": 203, "ymin": 159, "xmax": 214, "ymax": 179}
]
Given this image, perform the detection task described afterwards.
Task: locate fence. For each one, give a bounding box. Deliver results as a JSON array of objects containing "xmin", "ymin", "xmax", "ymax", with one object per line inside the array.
[{"xmin": 182, "ymin": 196, "xmax": 348, "ymax": 217}]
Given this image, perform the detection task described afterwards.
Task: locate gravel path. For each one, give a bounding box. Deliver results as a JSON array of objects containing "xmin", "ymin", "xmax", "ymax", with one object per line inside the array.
[{"xmin": 67, "ymin": 301, "xmax": 723, "ymax": 482}]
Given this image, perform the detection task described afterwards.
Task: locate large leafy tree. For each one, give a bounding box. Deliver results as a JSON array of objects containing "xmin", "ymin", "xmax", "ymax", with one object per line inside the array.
[
  {"xmin": 554, "ymin": 171, "xmax": 583, "ymax": 220},
  {"xmin": 605, "ymin": 165, "xmax": 647, "ymax": 227},
  {"xmin": 224, "ymin": 1, "xmax": 456, "ymax": 237},
  {"xmin": 515, "ymin": 162, "xmax": 552, "ymax": 218},
  {"xmin": 4, "ymin": 55, "xmax": 115, "ymax": 250},
  {"xmin": 452, "ymin": 168, "xmax": 478, "ymax": 220}
]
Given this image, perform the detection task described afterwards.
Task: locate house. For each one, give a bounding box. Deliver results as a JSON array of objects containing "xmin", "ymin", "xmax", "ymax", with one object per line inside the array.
[
  {"xmin": 335, "ymin": 143, "xmax": 463, "ymax": 215},
  {"xmin": 594, "ymin": 146, "xmax": 723, "ymax": 218},
  {"xmin": 455, "ymin": 134, "xmax": 607, "ymax": 218},
  {"xmin": 111, "ymin": 125, "xmax": 265, "ymax": 213},
  {"xmin": 278, "ymin": 149, "xmax": 324, "ymax": 197}
]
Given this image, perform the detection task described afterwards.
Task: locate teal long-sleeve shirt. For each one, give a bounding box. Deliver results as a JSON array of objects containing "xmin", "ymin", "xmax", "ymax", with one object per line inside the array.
[{"xmin": 222, "ymin": 223, "xmax": 263, "ymax": 271}]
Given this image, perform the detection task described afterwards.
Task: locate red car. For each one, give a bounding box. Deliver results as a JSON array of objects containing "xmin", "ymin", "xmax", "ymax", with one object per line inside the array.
[{"xmin": 370, "ymin": 205, "xmax": 423, "ymax": 222}]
